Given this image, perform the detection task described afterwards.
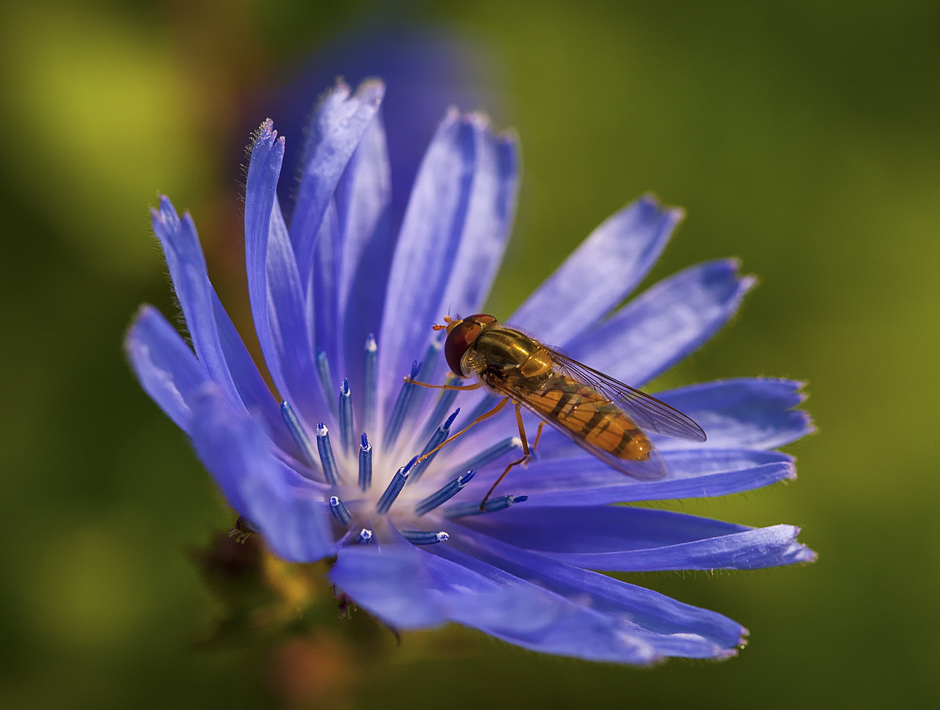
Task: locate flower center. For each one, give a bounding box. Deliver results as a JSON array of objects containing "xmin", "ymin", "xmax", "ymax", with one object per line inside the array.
[{"xmin": 276, "ymin": 335, "xmax": 528, "ymax": 547}]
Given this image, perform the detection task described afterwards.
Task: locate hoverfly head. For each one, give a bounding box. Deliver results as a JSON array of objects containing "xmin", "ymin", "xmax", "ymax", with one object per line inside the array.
[{"xmin": 440, "ymin": 313, "xmax": 498, "ymax": 377}]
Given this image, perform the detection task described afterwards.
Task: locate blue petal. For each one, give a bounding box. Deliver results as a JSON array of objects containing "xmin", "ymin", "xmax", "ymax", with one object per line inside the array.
[
  {"xmin": 150, "ymin": 198, "xmax": 242, "ymax": 412},
  {"xmin": 378, "ymin": 112, "xmax": 513, "ymax": 419},
  {"xmin": 244, "ymin": 122, "xmax": 327, "ymax": 427},
  {"xmin": 459, "ymin": 505, "xmax": 815, "ymax": 570},
  {"xmin": 311, "ymin": 201, "xmax": 341, "ymax": 387},
  {"xmin": 509, "ymin": 195, "xmax": 680, "ymax": 347},
  {"xmin": 268, "ymin": 28, "xmax": 505, "ymax": 234},
  {"xmin": 291, "ymin": 80, "xmax": 386, "ymax": 292},
  {"xmin": 209, "ymin": 288, "xmax": 300, "ymax": 457},
  {"xmin": 548, "ymin": 524, "xmax": 816, "ymax": 571},
  {"xmin": 570, "ymin": 259, "xmax": 755, "ymax": 387},
  {"xmin": 331, "ymin": 542, "xmax": 664, "ymax": 663},
  {"xmin": 125, "ymin": 305, "xmax": 209, "ymax": 433},
  {"xmin": 469, "ymin": 448, "xmax": 796, "ymax": 506},
  {"xmin": 436, "ymin": 125, "xmax": 519, "ymax": 327},
  {"xmin": 446, "ymin": 524, "xmax": 746, "ymax": 657},
  {"xmin": 331, "ymin": 541, "xmax": 511, "ymax": 630},
  {"xmin": 189, "ymin": 386, "xmax": 333, "ymax": 563},
  {"xmin": 336, "ymin": 115, "xmax": 394, "ymax": 401},
  {"xmin": 654, "ymin": 378, "xmax": 814, "ymax": 450},
  {"xmin": 151, "ymin": 196, "xmax": 299, "ymax": 455},
  {"xmin": 244, "ymin": 121, "xmax": 285, "ymax": 388}
]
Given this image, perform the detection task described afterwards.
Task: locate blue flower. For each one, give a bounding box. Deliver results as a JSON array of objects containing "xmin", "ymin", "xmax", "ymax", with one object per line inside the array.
[{"xmin": 126, "ymin": 80, "xmax": 815, "ymax": 664}]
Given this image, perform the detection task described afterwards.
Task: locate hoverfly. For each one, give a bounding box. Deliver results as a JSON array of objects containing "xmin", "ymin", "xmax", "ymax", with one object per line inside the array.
[{"xmin": 410, "ymin": 314, "xmax": 707, "ymax": 508}]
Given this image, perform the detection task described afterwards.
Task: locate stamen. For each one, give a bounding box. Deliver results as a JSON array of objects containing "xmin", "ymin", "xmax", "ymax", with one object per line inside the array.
[
  {"xmin": 316, "ymin": 349, "xmax": 338, "ymax": 418},
  {"xmin": 444, "ymin": 495, "xmax": 528, "ymax": 518},
  {"xmin": 338, "ymin": 379, "xmax": 354, "ymax": 456},
  {"xmin": 376, "ymin": 459, "xmax": 415, "ymax": 515},
  {"xmin": 357, "ymin": 528, "xmax": 373, "ymax": 545},
  {"xmin": 401, "ymin": 530, "xmax": 450, "ymax": 545},
  {"xmin": 280, "ymin": 400, "xmax": 318, "ymax": 465},
  {"xmin": 414, "ymin": 470, "xmax": 476, "ymax": 516},
  {"xmin": 417, "ymin": 376, "xmax": 461, "ymax": 443},
  {"xmin": 383, "ymin": 360, "xmax": 422, "ymax": 448},
  {"xmin": 316, "ymin": 424, "xmax": 339, "ymax": 485},
  {"xmin": 410, "ymin": 338, "xmax": 442, "ymax": 408},
  {"xmin": 358, "ymin": 433, "xmax": 372, "ymax": 491},
  {"xmin": 363, "ymin": 334, "xmax": 377, "ymax": 432},
  {"xmin": 442, "ymin": 437, "xmax": 522, "ymax": 478},
  {"xmin": 329, "ymin": 495, "xmax": 352, "ymax": 525},
  {"xmin": 383, "ymin": 339, "xmax": 444, "ymax": 449},
  {"xmin": 409, "ymin": 407, "xmax": 460, "ymax": 483}
]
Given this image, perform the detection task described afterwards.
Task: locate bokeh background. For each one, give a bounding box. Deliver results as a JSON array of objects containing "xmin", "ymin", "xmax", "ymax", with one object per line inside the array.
[{"xmin": 2, "ymin": 1, "xmax": 938, "ymax": 707}]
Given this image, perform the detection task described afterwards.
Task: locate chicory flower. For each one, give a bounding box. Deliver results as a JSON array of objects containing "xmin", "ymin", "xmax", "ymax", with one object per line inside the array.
[{"xmin": 126, "ymin": 80, "xmax": 814, "ymax": 664}]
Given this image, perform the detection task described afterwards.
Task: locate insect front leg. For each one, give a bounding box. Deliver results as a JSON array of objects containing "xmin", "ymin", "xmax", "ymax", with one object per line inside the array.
[
  {"xmin": 405, "ymin": 377, "xmax": 483, "ymax": 391},
  {"xmin": 480, "ymin": 403, "xmax": 533, "ymax": 509}
]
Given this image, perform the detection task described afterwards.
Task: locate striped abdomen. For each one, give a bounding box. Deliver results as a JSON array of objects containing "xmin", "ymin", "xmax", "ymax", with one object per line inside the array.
[{"xmin": 524, "ymin": 374, "xmax": 651, "ymax": 460}]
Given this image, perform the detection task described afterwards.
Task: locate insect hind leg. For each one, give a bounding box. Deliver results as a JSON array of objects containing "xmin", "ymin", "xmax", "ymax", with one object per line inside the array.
[
  {"xmin": 480, "ymin": 403, "xmax": 533, "ymax": 509},
  {"xmin": 527, "ymin": 421, "xmax": 546, "ymax": 464}
]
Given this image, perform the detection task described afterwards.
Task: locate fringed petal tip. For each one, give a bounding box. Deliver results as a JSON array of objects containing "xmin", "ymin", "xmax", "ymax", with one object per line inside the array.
[
  {"xmin": 149, "ymin": 194, "xmax": 181, "ymax": 231},
  {"xmin": 250, "ymin": 119, "xmax": 284, "ymax": 153},
  {"xmin": 318, "ymin": 77, "xmax": 386, "ymax": 105},
  {"xmin": 639, "ymin": 191, "xmax": 686, "ymax": 225},
  {"xmin": 786, "ymin": 526, "xmax": 818, "ymax": 565}
]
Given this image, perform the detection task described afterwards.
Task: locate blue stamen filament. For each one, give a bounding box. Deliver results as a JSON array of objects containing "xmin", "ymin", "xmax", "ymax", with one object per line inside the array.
[
  {"xmin": 383, "ymin": 338, "xmax": 445, "ymax": 451},
  {"xmin": 280, "ymin": 401, "xmax": 318, "ymax": 466},
  {"xmin": 414, "ymin": 470, "xmax": 476, "ymax": 516},
  {"xmin": 383, "ymin": 360, "xmax": 422, "ymax": 449},
  {"xmin": 375, "ymin": 466, "xmax": 408, "ymax": 515},
  {"xmin": 401, "ymin": 530, "xmax": 449, "ymax": 545},
  {"xmin": 409, "ymin": 338, "xmax": 442, "ymax": 409},
  {"xmin": 329, "ymin": 495, "xmax": 352, "ymax": 525},
  {"xmin": 316, "ymin": 349, "xmax": 338, "ymax": 418},
  {"xmin": 358, "ymin": 433, "xmax": 372, "ymax": 491},
  {"xmin": 409, "ymin": 407, "xmax": 460, "ymax": 483},
  {"xmin": 444, "ymin": 495, "xmax": 528, "ymax": 518},
  {"xmin": 357, "ymin": 528, "xmax": 373, "ymax": 545},
  {"xmin": 316, "ymin": 424, "xmax": 339, "ymax": 485},
  {"xmin": 363, "ymin": 334, "xmax": 377, "ymax": 432},
  {"xmin": 338, "ymin": 378, "xmax": 354, "ymax": 456}
]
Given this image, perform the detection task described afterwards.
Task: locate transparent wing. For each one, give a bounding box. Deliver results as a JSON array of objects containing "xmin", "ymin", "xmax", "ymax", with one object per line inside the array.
[
  {"xmin": 483, "ymin": 373, "xmax": 670, "ymax": 480},
  {"xmin": 550, "ymin": 349, "xmax": 707, "ymax": 442}
]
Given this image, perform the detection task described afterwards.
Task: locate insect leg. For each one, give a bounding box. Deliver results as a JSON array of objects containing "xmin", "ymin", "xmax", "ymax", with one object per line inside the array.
[
  {"xmin": 531, "ymin": 422, "xmax": 546, "ymax": 453},
  {"xmin": 480, "ymin": 403, "xmax": 532, "ymax": 509},
  {"xmin": 414, "ymin": 397, "xmax": 510, "ymax": 465},
  {"xmin": 405, "ymin": 378, "xmax": 484, "ymax": 391}
]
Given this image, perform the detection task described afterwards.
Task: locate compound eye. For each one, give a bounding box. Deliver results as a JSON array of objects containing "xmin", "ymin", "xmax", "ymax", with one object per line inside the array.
[
  {"xmin": 464, "ymin": 313, "xmax": 497, "ymax": 327},
  {"xmin": 444, "ymin": 320, "xmax": 481, "ymax": 376}
]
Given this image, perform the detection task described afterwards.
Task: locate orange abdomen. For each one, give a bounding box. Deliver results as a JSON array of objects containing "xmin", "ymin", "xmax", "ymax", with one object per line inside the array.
[{"xmin": 525, "ymin": 375, "xmax": 651, "ymax": 460}]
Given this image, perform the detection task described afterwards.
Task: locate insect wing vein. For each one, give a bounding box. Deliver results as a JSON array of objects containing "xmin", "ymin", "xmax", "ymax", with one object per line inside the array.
[{"xmin": 550, "ymin": 350, "xmax": 706, "ymax": 442}]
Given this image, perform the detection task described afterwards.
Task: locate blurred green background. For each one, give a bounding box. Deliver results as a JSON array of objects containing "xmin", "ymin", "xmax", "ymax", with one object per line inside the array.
[{"xmin": 2, "ymin": 0, "xmax": 938, "ymax": 707}]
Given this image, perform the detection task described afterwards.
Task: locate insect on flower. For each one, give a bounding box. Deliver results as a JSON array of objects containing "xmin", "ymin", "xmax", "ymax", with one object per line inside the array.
[
  {"xmin": 127, "ymin": 79, "xmax": 816, "ymax": 664},
  {"xmin": 410, "ymin": 314, "xmax": 707, "ymax": 506}
]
